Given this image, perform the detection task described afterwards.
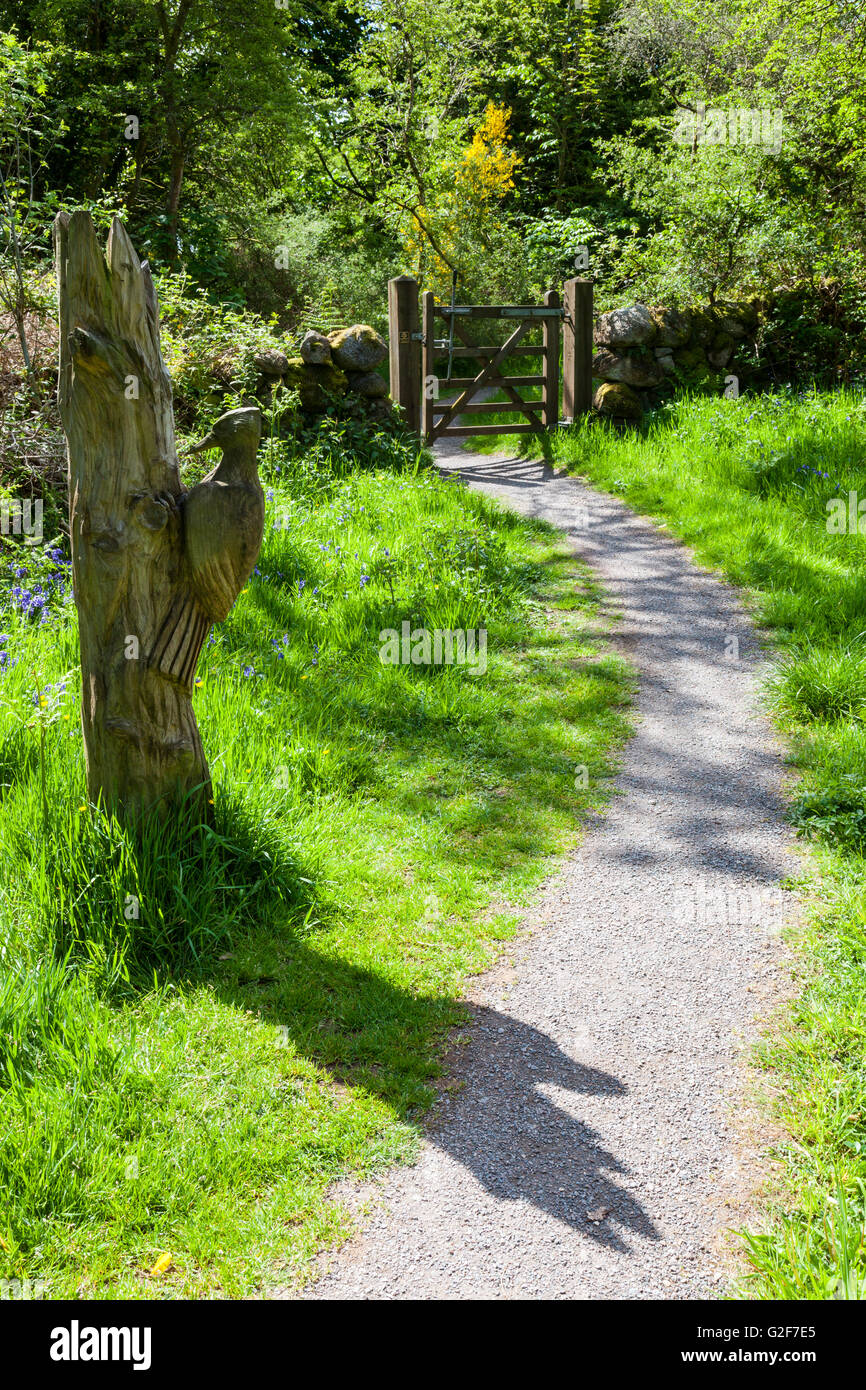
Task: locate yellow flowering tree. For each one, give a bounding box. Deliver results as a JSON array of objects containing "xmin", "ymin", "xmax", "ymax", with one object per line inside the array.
[{"xmin": 403, "ymin": 102, "xmax": 524, "ymax": 300}]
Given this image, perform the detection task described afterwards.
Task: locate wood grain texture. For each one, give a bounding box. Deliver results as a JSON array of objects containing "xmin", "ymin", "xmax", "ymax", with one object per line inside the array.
[{"xmin": 54, "ymin": 211, "xmax": 264, "ymax": 822}]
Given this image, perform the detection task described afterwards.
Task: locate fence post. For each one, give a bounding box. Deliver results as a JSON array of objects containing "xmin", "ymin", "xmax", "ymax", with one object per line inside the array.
[
  {"xmin": 562, "ymin": 277, "xmax": 593, "ymax": 422},
  {"xmin": 420, "ymin": 291, "xmax": 436, "ymax": 444},
  {"xmin": 388, "ymin": 275, "xmax": 421, "ymax": 434},
  {"xmin": 542, "ymin": 288, "xmax": 560, "ymax": 429}
]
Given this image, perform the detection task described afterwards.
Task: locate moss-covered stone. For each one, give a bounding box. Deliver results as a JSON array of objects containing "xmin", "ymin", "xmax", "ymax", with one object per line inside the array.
[
  {"xmin": 650, "ymin": 306, "xmax": 692, "ymax": 347},
  {"xmin": 253, "ymin": 349, "xmax": 289, "ymax": 376},
  {"xmin": 593, "ymin": 348, "xmax": 663, "ymax": 388},
  {"xmin": 708, "ymin": 330, "xmax": 735, "ymax": 368},
  {"xmin": 593, "ymin": 382, "xmax": 643, "ymax": 418},
  {"xmin": 300, "ymin": 330, "xmax": 332, "ymax": 365},
  {"xmin": 283, "ymin": 357, "xmax": 348, "ymax": 412},
  {"xmin": 733, "ymin": 298, "xmax": 760, "ymax": 330},
  {"xmin": 671, "ymin": 345, "xmax": 714, "ymax": 386},
  {"xmin": 594, "ymin": 304, "xmax": 657, "ymax": 348},
  {"xmin": 673, "ymin": 345, "xmax": 707, "ymax": 370},
  {"xmin": 347, "ymin": 370, "xmax": 388, "ymax": 398},
  {"xmin": 688, "ymin": 310, "xmax": 718, "ymax": 347},
  {"xmin": 329, "ymin": 324, "xmax": 388, "ymax": 372}
]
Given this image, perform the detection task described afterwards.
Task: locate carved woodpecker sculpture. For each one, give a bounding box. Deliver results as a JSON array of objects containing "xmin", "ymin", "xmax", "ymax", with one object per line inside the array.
[{"xmin": 150, "ymin": 406, "xmax": 265, "ymax": 689}]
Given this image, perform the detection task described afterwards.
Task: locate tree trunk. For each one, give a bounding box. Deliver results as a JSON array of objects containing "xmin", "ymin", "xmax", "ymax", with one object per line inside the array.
[
  {"xmin": 166, "ymin": 142, "xmax": 185, "ymax": 253},
  {"xmin": 53, "ymin": 211, "xmax": 263, "ymax": 824}
]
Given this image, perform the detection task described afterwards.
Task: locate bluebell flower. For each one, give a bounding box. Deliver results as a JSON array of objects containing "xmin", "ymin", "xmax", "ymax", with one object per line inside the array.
[{"xmin": 243, "ymin": 665, "xmax": 254, "ymax": 677}]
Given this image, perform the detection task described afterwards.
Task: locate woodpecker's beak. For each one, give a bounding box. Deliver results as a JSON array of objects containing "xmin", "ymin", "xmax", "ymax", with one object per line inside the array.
[{"xmin": 189, "ymin": 431, "xmax": 217, "ymax": 453}]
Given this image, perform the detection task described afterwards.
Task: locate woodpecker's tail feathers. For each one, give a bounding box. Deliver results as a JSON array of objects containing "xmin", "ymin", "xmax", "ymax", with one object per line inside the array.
[{"xmin": 150, "ymin": 588, "xmax": 211, "ymax": 692}]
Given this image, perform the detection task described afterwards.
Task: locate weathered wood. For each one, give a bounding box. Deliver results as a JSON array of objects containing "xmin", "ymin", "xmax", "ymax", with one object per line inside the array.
[
  {"xmin": 433, "ymin": 375, "xmax": 547, "ymax": 389},
  {"xmin": 562, "ymin": 277, "xmax": 594, "ymax": 420},
  {"xmin": 431, "ymin": 321, "xmax": 531, "ymax": 436},
  {"xmin": 432, "ymin": 344, "xmax": 546, "ymax": 359},
  {"xmin": 387, "ymin": 275, "xmax": 421, "ymax": 433},
  {"xmin": 447, "ymin": 318, "xmax": 544, "ymax": 433},
  {"xmin": 54, "ymin": 211, "xmax": 264, "ymax": 823},
  {"xmin": 542, "ymin": 288, "xmax": 560, "ymax": 428},
  {"xmin": 431, "ymin": 399, "xmax": 542, "ymax": 415},
  {"xmin": 435, "ymin": 423, "xmax": 536, "ymax": 437},
  {"xmin": 421, "ymin": 290, "xmax": 436, "ymax": 442},
  {"xmin": 432, "ymin": 305, "xmax": 566, "ymax": 319}
]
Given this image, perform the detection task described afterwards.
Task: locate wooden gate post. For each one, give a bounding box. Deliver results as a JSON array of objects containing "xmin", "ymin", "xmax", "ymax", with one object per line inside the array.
[
  {"xmin": 421, "ymin": 291, "xmax": 435, "ymax": 444},
  {"xmin": 388, "ymin": 275, "xmax": 421, "ymax": 434},
  {"xmin": 562, "ymin": 277, "xmax": 594, "ymax": 422},
  {"xmin": 542, "ymin": 288, "xmax": 560, "ymax": 428}
]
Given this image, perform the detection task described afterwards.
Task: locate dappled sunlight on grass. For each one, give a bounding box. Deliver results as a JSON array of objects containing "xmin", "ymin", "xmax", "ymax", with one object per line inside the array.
[{"xmin": 0, "ymin": 457, "xmax": 631, "ymax": 1297}]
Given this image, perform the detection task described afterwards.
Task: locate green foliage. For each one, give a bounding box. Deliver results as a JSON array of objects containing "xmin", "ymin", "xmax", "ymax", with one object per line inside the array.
[
  {"xmin": 153, "ymin": 270, "xmax": 282, "ymax": 426},
  {"xmin": 257, "ymin": 413, "xmax": 427, "ymax": 487},
  {"xmin": 769, "ymin": 644, "xmax": 866, "ymax": 726},
  {"xmin": 0, "ymin": 33, "xmax": 63, "ymax": 388},
  {"xmin": 0, "ymin": 456, "xmax": 631, "ymax": 1295}
]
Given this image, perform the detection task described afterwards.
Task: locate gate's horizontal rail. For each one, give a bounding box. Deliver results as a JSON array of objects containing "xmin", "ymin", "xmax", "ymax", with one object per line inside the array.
[
  {"xmin": 436, "ymin": 423, "xmax": 536, "ymax": 437},
  {"xmin": 432, "ymin": 399, "xmax": 541, "ymax": 416},
  {"xmin": 433, "ymin": 305, "xmax": 565, "ymax": 319},
  {"xmin": 435, "ymin": 374, "xmax": 546, "ymax": 390},
  {"xmin": 432, "ymin": 343, "xmax": 546, "ymax": 359}
]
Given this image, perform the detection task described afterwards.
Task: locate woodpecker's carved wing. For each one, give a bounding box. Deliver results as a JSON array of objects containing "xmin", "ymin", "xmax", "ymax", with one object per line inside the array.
[
  {"xmin": 149, "ymin": 408, "xmax": 264, "ymax": 693},
  {"xmin": 183, "ymin": 480, "xmax": 264, "ymax": 622}
]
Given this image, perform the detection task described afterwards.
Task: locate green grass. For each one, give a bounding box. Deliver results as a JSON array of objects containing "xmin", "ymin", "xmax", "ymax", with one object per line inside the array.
[
  {"xmin": 485, "ymin": 388, "xmax": 866, "ymax": 1299},
  {"xmin": 0, "ymin": 452, "xmax": 632, "ymax": 1297}
]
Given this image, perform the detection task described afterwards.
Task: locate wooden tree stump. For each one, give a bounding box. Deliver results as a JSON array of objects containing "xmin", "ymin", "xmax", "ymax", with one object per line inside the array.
[{"xmin": 54, "ymin": 211, "xmax": 264, "ymax": 823}]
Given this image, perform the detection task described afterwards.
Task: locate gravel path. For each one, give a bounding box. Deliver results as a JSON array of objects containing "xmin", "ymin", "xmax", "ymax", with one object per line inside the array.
[{"xmin": 303, "ymin": 443, "xmax": 798, "ymax": 1300}]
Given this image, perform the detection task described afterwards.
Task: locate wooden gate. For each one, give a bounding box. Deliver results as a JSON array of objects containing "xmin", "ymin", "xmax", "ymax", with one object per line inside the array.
[
  {"xmin": 421, "ymin": 290, "xmax": 562, "ymax": 442},
  {"xmin": 387, "ymin": 275, "xmax": 593, "ymax": 441}
]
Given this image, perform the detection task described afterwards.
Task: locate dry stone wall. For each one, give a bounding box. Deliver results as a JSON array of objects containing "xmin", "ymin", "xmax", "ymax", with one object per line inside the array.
[
  {"xmin": 591, "ymin": 301, "xmax": 760, "ymax": 419},
  {"xmin": 253, "ymin": 323, "xmax": 394, "ymax": 424}
]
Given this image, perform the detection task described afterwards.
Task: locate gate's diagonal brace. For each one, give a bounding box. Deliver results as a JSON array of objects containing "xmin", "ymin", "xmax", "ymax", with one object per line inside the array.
[
  {"xmin": 448, "ymin": 318, "xmax": 544, "ymax": 433},
  {"xmin": 432, "ymin": 319, "xmax": 534, "ymax": 438}
]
